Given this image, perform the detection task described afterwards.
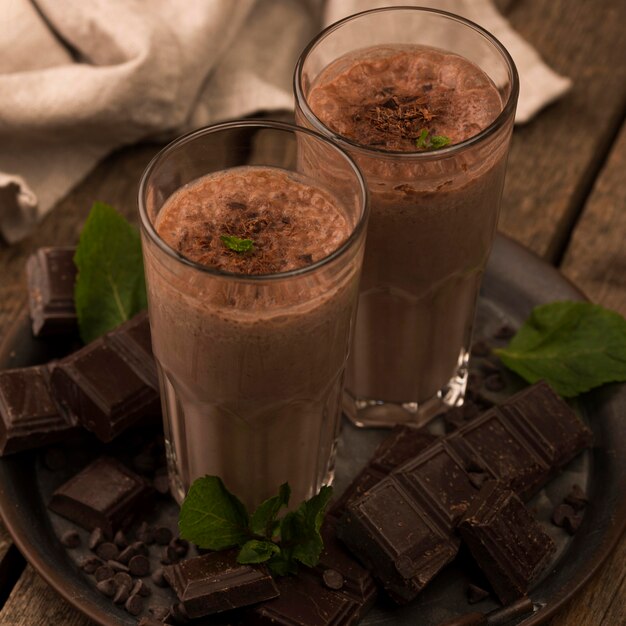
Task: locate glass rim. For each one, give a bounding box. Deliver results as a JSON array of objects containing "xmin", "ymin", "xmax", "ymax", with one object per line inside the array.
[
  {"xmin": 138, "ymin": 119, "xmax": 369, "ymax": 282},
  {"xmin": 293, "ymin": 5, "xmax": 520, "ymax": 159}
]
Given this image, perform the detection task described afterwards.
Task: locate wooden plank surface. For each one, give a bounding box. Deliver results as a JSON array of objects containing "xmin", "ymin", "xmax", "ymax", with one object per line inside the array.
[
  {"xmin": 561, "ymin": 121, "xmax": 626, "ymax": 316},
  {"xmin": 498, "ymin": 0, "xmax": 626, "ymax": 261}
]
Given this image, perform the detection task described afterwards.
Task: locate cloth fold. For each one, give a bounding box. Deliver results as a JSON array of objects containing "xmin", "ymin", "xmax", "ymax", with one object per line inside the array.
[{"xmin": 0, "ymin": 0, "xmax": 571, "ymax": 243}]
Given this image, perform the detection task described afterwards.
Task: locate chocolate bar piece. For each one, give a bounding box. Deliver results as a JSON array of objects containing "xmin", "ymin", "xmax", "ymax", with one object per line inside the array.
[
  {"xmin": 247, "ymin": 573, "xmax": 361, "ymax": 626},
  {"xmin": 26, "ymin": 247, "xmax": 77, "ymax": 336},
  {"xmin": 0, "ymin": 365, "xmax": 78, "ymax": 455},
  {"xmin": 338, "ymin": 382, "xmax": 590, "ymax": 603},
  {"xmin": 48, "ymin": 456, "xmax": 152, "ymax": 537},
  {"xmin": 458, "ymin": 481, "xmax": 555, "ymax": 604},
  {"xmin": 329, "ymin": 425, "xmax": 438, "ymax": 518},
  {"xmin": 315, "ymin": 518, "xmax": 377, "ymax": 616},
  {"xmin": 50, "ymin": 312, "xmax": 159, "ymax": 442},
  {"xmin": 163, "ymin": 550, "xmax": 278, "ymax": 618}
]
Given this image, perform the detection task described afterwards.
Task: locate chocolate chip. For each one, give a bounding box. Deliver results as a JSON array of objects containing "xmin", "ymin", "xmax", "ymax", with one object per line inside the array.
[
  {"xmin": 118, "ymin": 545, "xmax": 137, "ymax": 564},
  {"xmin": 484, "ymin": 373, "xmax": 505, "ymax": 392},
  {"xmin": 94, "ymin": 565, "xmax": 114, "ymax": 582},
  {"xmin": 322, "ymin": 569, "xmax": 344, "ymax": 590},
  {"xmin": 88, "ymin": 527, "xmax": 106, "ymax": 551},
  {"xmin": 151, "ymin": 567, "xmax": 169, "ymax": 588},
  {"xmin": 131, "ymin": 541, "xmax": 149, "ymax": 556},
  {"xmin": 154, "ymin": 527, "xmax": 173, "ymax": 546},
  {"xmin": 133, "ymin": 579, "xmax": 152, "ymax": 597},
  {"xmin": 564, "ymin": 484, "xmax": 588, "ymax": 511},
  {"xmin": 471, "ymin": 340, "xmax": 490, "ymax": 357},
  {"xmin": 564, "ymin": 512, "xmax": 584, "ymax": 534},
  {"xmin": 467, "ymin": 583, "xmax": 490, "ymax": 604},
  {"xmin": 43, "ymin": 447, "xmax": 67, "ymax": 471},
  {"xmin": 107, "ymin": 559, "xmax": 129, "ymax": 573},
  {"xmin": 113, "ymin": 571, "xmax": 133, "ymax": 588},
  {"xmin": 170, "ymin": 538, "xmax": 189, "ymax": 558},
  {"xmin": 61, "ymin": 530, "xmax": 80, "ymax": 549},
  {"xmin": 113, "ymin": 530, "xmax": 128, "ymax": 549},
  {"xmin": 96, "ymin": 542, "xmax": 119, "ymax": 561},
  {"xmin": 552, "ymin": 503, "xmax": 577, "ymax": 531},
  {"xmin": 129, "ymin": 554, "xmax": 150, "ymax": 577},
  {"xmin": 125, "ymin": 593, "xmax": 144, "ymax": 616},
  {"xmin": 149, "ymin": 605, "xmax": 171, "ymax": 621},
  {"xmin": 78, "ymin": 556, "xmax": 102, "ymax": 574},
  {"xmin": 113, "ymin": 584, "xmax": 130, "ymax": 605},
  {"xmin": 96, "ymin": 578, "xmax": 117, "ymax": 597},
  {"xmin": 493, "ymin": 325, "xmax": 515, "ymax": 340},
  {"xmin": 165, "ymin": 545, "xmax": 179, "ymax": 564},
  {"xmin": 136, "ymin": 522, "xmax": 155, "ymax": 545}
]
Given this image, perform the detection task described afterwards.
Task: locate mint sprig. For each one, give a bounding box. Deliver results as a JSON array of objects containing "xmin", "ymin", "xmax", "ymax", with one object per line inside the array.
[
  {"xmin": 495, "ymin": 301, "xmax": 626, "ymax": 397},
  {"xmin": 178, "ymin": 476, "xmax": 332, "ymax": 575},
  {"xmin": 415, "ymin": 129, "xmax": 451, "ymax": 151},
  {"xmin": 220, "ymin": 234, "xmax": 254, "ymax": 252},
  {"xmin": 74, "ymin": 202, "xmax": 147, "ymax": 343}
]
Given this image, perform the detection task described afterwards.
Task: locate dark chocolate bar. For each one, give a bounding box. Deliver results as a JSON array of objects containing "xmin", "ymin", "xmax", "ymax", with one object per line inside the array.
[
  {"xmin": 338, "ymin": 381, "xmax": 590, "ymax": 603},
  {"xmin": 329, "ymin": 425, "xmax": 438, "ymax": 518},
  {"xmin": 247, "ymin": 573, "xmax": 361, "ymax": 626},
  {"xmin": 50, "ymin": 311, "xmax": 160, "ymax": 442},
  {"xmin": 26, "ymin": 247, "xmax": 77, "ymax": 336},
  {"xmin": 48, "ymin": 456, "xmax": 152, "ymax": 537},
  {"xmin": 163, "ymin": 550, "xmax": 279, "ymax": 618},
  {"xmin": 0, "ymin": 365, "xmax": 78, "ymax": 455},
  {"xmin": 458, "ymin": 481, "xmax": 555, "ymax": 604}
]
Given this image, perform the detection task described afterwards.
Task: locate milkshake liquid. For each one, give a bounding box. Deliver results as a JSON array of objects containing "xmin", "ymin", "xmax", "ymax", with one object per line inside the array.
[
  {"xmin": 300, "ymin": 45, "xmax": 512, "ymax": 422},
  {"xmin": 144, "ymin": 166, "xmax": 362, "ymax": 509}
]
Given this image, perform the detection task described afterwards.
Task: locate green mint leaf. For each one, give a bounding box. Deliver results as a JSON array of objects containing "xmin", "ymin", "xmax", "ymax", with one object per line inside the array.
[
  {"xmin": 430, "ymin": 135, "xmax": 451, "ymax": 149},
  {"xmin": 178, "ymin": 476, "xmax": 250, "ymax": 550},
  {"xmin": 220, "ymin": 234, "xmax": 254, "ymax": 253},
  {"xmin": 494, "ymin": 301, "xmax": 626, "ymax": 397},
  {"xmin": 74, "ymin": 202, "xmax": 147, "ymax": 343},
  {"xmin": 250, "ymin": 483, "xmax": 290, "ymax": 539},
  {"xmin": 416, "ymin": 129, "xmax": 429, "ymax": 148},
  {"xmin": 237, "ymin": 539, "xmax": 280, "ymax": 564},
  {"xmin": 267, "ymin": 550, "xmax": 298, "ymax": 576}
]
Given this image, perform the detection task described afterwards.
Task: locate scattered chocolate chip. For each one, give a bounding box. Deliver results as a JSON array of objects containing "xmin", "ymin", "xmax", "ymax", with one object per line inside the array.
[
  {"xmin": 113, "ymin": 571, "xmax": 133, "ymax": 588},
  {"xmin": 153, "ymin": 473, "xmax": 170, "ymax": 495},
  {"xmin": 564, "ymin": 484, "xmax": 588, "ymax": 511},
  {"xmin": 494, "ymin": 325, "xmax": 515, "ymax": 340},
  {"xmin": 471, "ymin": 340, "xmax": 490, "ymax": 357},
  {"xmin": 552, "ymin": 503, "xmax": 582, "ymax": 533},
  {"xmin": 43, "ymin": 447, "xmax": 67, "ymax": 471},
  {"xmin": 94, "ymin": 565, "xmax": 115, "ymax": 582},
  {"xmin": 137, "ymin": 522, "xmax": 155, "ymax": 545},
  {"xmin": 118, "ymin": 545, "xmax": 137, "ymax": 564},
  {"xmin": 322, "ymin": 568, "xmax": 344, "ymax": 590},
  {"xmin": 88, "ymin": 527, "xmax": 106, "ymax": 551},
  {"xmin": 131, "ymin": 541, "xmax": 149, "ymax": 556},
  {"xmin": 113, "ymin": 584, "xmax": 130, "ymax": 605},
  {"xmin": 107, "ymin": 559, "xmax": 129, "ymax": 573},
  {"xmin": 149, "ymin": 605, "xmax": 171, "ymax": 621},
  {"xmin": 61, "ymin": 530, "xmax": 81, "ymax": 549},
  {"xmin": 154, "ymin": 527, "xmax": 173, "ymax": 546},
  {"xmin": 467, "ymin": 583, "xmax": 490, "ymax": 604},
  {"xmin": 165, "ymin": 545, "xmax": 179, "ymax": 564},
  {"xmin": 114, "ymin": 530, "xmax": 128, "ymax": 549},
  {"xmin": 96, "ymin": 542, "xmax": 119, "ymax": 561},
  {"xmin": 79, "ymin": 556, "xmax": 102, "ymax": 574},
  {"xmin": 133, "ymin": 579, "xmax": 152, "ymax": 597},
  {"xmin": 484, "ymin": 373, "xmax": 505, "ymax": 392},
  {"xmin": 129, "ymin": 554, "xmax": 151, "ymax": 577},
  {"xmin": 151, "ymin": 567, "xmax": 169, "ymax": 588},
  {"xmin": 96, "ymin": 578, "xmax": 117, "ymax": 597},
  {"xmin": 170, "ymin": 538, "xmax": 189, "ymax": 558},
  {"xmin": 125, "ymin": 593, "xmax": 144, "ymax": 616}
]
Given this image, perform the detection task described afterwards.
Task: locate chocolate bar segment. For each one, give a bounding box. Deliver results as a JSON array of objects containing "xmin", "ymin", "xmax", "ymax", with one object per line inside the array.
[
  {"xmin": 26, "ymin": 247, "xmax": 77, "ymax": 336},
  {"xmin": 458, "ymin": 481, "xmax": 555, "ymax": 604},
  {"xmin": 163, "ymin": 550, "xmax": 279, "ymax": 618},
  {"xmin": 248, "ymin": 573, "xmax": 361, "ymax": 626},
  {"xmin": 48, "ymin": 456, "xmax": 152, "ymax": 537},
  {"xmin": 0, "ymin": 365, "xmax": 78, "ymax": 455},
  {"xmin": 50, "ymin": 311, "xmax": 159, "ymax": 442}
]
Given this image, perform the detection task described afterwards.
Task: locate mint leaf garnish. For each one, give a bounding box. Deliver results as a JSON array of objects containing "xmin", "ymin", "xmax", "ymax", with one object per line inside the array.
[
  {"xmin": 494, "ymin": 301, "xmax": 626, "ymax": 397},
  {"xmin": 238, "ymin": 539, "xmax": 281, "ymax": 564},
  {"xmin": 250, "ymin": 483, "xmax": 290, "ymax": 538},
  {"xmin": 430, "ymin": 135, "xmax": 451, "ymax": 149},
  {"xmin": 178, "ymin": 476, "xmax": 250, "ymax": 550},
  {"xmin": 74, "ymin": 202, "xmax": 147, "ymax": 343},
  {"xmin": 415, "ymin": 129, "xmax": 451, "ymax": 151},
  {"xmin": 416, "ymin": 129, "xmax": 429, "ymax": 148},
  {"xmin": 178, "ymin": 476, "xmax": 332, "ymax": 575},
  {"xmin": 220, "ymin": 234, "xmax": 254, "ymax": 252}
]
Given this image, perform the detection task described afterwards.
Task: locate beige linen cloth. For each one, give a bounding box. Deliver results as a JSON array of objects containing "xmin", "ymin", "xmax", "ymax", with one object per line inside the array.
[{"xmin": 0, "ymin": 0, "xmax": 571, "ymax": 244}]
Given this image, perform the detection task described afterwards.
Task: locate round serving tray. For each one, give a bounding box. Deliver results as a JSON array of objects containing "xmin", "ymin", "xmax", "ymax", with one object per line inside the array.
[{"xmin": 0, "ymin": 234, "xmax": 624, "ymax": 625}]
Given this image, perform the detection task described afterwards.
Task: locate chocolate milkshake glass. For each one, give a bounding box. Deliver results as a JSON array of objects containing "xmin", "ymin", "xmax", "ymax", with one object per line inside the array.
[
  {"xmin": 295, "ymin": 7, "xmax": 518, "ymax": 426},
  {"xmin": 138, "ymin": 121, "xmax": 368, "ymax": 509}
]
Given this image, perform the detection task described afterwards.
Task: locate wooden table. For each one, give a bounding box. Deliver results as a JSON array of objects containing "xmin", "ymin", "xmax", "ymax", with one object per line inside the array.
[{"xmin": 0, "ymin": 1, "xmax": 624, "ymax": 624}]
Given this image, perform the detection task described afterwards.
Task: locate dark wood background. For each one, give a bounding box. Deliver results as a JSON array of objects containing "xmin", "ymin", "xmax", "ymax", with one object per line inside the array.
[{"xmin": 0, "ymin": 0, "xmax": 624, "ymax": 623}]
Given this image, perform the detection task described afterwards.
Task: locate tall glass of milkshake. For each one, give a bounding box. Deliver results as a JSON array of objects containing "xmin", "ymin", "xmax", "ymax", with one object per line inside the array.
[
  {"xmin": 138, "ymin": 121, "xmax": 368, "ymax": 509},
  {"xmin": 294, "ymin": 7, "xmax": 518, "ymax": 426}
]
